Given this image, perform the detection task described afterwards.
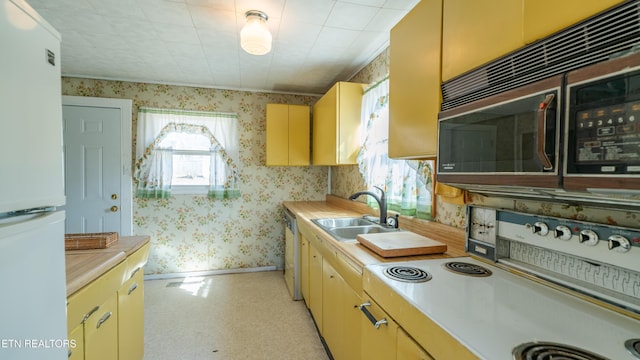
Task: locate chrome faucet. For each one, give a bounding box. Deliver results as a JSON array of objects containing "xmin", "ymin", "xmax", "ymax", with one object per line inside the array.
[{"xmin": 349, "ymin": 186, "xmax": 387, "ymax": 226}]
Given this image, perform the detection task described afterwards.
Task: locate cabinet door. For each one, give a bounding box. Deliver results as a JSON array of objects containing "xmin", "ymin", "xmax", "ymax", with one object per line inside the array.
[
  {"xmin": 299, "ymin": 234, "xmax": 310, "ymax": 307},
  {"xmin": 288, "ymin": 105, "xmax": 310, "ymax": 166},
  {"xmin": 388, "ymin": 0, "xmax": 442, "ymax": 159},
  {"xmin": 68, "ymin": 324, "xmax": 84, "ymax": 360},
  {"xmin": 322, "ymin": 259, "xmax": 342, "ymax": 357},
  {"xmin": 266, "ymin": 104, "xmax": 289, "ymax": 165},
  {"xmin": 118, "ymin": 270, "xmax": 145, "ymax": 360},
  {"xmin": 342, "ymin": 281, "xmax": 362, "ymax": 360},
  {"xmin": 312, "ymin": 85, "xmax": 338, "ymax": 165},
  {"xmin": 312, "ymin": 82, "xmax": 364, "ymax": 165},
  {"xmin": 84, "ymin": 292, "xmax": 118, "ymax": 360},
  {"xmin": 523, "ymin": 0, "xmax": 625, "ymax": 44},
  {"xmin": 336, "ymin": 82, "xmax": 365, "ymax": 164},
  {"xmin": 442, "ymin": 0, "xmax": 524, "ymax": 81},
  {"xmin": 360, "ymin": 296, "xmax": 398, "ymax": 360},
  {"xmin": 309, "ymin": 243, "xmax": 323, "ymax": 331},
  {"xmin": 397, "ymin": 328, "xmax": 434, "ymax": 360},
  {"xmin": 322, "ymin": 258, "xmax": 362, "ymax": 360}
]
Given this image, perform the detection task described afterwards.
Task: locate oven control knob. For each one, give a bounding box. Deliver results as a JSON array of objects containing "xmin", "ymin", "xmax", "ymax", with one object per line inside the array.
[
  {"xmin": 579, "ymin": 230, "xmax": 599, "ymax": 246},
  {"xmin": 608, "ymin": 235, "xmax": 631, "ymax": 253},
  {"xmin": 554, "ymin": 225, "xmax": 572, "ymax": 240},
  {"xmin": 532, "ymin": 222, "xmax": 549, "ymax": 236}
]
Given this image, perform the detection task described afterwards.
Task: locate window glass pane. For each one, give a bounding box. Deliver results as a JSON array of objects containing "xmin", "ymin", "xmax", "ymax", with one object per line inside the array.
[
  {"xmin": 159, "ymin": 132, "xmax": 210, "ymax": 151},
  {"xmin": 172, "ymin": 153, "xmax": 210, "ymax": 185}
]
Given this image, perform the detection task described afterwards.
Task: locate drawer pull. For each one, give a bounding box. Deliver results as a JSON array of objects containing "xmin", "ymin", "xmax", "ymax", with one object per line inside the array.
[
  {"xmin": 359, "ymin": 302, "xmax": 388, "ymax": 329},
  {"xmin": 68, "ymin": 349, "xmax": 73, "ymax": 358},
  {"xmin": 128, "ymin": 283, "xmax": 139, "ymax": 295},
  {"xmin": 82, "ymin": 305, "xmax": 100, "ymax": 323},
  {"xmin": 130, "ymin": 266, "xmax": 141, "ymax": 278},
  {"xmin": 96, "ymin": 311, "xmax": 112, "ymax": 329}
]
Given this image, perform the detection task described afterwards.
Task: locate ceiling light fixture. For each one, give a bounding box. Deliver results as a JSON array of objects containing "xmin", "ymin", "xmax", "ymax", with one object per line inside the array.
[{"xmin": 240, "ymin": 10, "xmax": 272, "ymax": 56}]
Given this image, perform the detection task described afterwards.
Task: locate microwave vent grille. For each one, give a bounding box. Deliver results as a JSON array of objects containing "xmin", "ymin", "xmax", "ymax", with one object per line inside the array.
[{"xmin": 441, "ymin": 1, "xmax": 640, "ymax": 110}]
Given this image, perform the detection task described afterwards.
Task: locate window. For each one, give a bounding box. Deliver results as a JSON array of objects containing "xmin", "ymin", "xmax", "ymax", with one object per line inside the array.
[
  {"xmin": 357, "ymin": 78, "xmax": 434, "ymax": 219},
  {"xmin": 134, "ymin": 108, "xmax": 240, "ymax": 199}
]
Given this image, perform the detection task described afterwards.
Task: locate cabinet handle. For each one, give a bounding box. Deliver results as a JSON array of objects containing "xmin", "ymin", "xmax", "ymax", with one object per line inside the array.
[
  {"xmin": 68, "ymin": 349, "xmax": 73, "ymax": 358},
  {"xmin": 82, "ymin": 305, "xmax": 100, "ymax": 323},
  {"xmin": 96, "ymin": 311, "xmax": 112, "ymax": 329},
  {"xmin": 359, "ymin": 302, "xmax": 388, "ymax": 329},
  {"xmin": 130, "ymin": 266, "xmax": 141, "ymax": 279},
  {"xmin": 128, "ymin": 283, "xmax": 139, "ymax": 295}
]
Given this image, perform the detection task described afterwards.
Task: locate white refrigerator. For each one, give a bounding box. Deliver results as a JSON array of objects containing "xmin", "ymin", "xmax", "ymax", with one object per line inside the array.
[{"xmin": 0, "ymin": 0, "xmax": 68, "ymax": 359}]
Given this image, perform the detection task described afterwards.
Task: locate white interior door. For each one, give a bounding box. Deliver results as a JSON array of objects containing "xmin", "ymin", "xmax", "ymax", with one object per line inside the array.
[{"xmin": 62, "ymin": 97, "xmax": 132, "ymax": 235}]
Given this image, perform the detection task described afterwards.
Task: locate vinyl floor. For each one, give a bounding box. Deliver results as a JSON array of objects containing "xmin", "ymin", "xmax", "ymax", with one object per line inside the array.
[{"xmin": 143, "ymin": 270, "xmax": 330, "ymax": 360}]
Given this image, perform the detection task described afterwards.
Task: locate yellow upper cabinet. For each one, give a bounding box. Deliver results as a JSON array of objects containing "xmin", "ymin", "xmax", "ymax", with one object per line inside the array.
[
  {"xmin": 388, "ymin": 0, "xmax": 442, "ymax": 159},
  {"xmin": 442, "ymin": 0, "xmax": 524, "ymax": 81},
  {"xmin": 312, "ymin": 82, "xmax": 366, "ymax": 165},
  {"xmin": 266, "ymin": 104, "xmax": 310, "ymax": 166},
  {"xmin": 523, "ymin": 0, "xmax": 626, "ymax": 44}
]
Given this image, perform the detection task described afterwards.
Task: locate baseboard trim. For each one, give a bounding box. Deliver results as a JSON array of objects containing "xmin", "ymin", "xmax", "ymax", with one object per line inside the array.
[{"xmin": 144, "ymin": 265, "xmax": 278, "ymax": 281}]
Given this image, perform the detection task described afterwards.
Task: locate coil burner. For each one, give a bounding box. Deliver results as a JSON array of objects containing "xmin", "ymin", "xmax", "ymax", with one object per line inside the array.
[
  {"xmin": 513, "ymin": 342, "xmax": 607, "ymax": 360},
  {"xmin": 625, "ymin": 339, "xmax": 640, "ymax": 359},
  {"xmin": 442, "ymin": 261, "xmax": 492, "ymax": 277},
  {"xmin": 383, "ymin": 266, "xmax": 432, "ymax": 283}
]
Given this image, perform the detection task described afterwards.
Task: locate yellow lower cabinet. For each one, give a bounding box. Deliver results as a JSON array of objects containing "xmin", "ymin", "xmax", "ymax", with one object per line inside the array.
[
  {"xmin": 68, "ymin": 324, "xmax": 84, "ymax": 360},
  {"xmin": 84, "ymin": 292, "xmax": 119, "ymax": 360},
  {"xmin": 309, "ymin": 243, "xmax": 323, "ymax": 331},
  {"xmin": 118, "ymin": 270, "xmax": 145, "ymax": 360},
  {"xmin": 322, "ymin": 260, "xmax": 341, "ymax": 355},
  {"xmin": 322, "ymin": 259, "xmax": 362, "ymax": 360},
  {"xmin": 299, "ymin": 234, "xmax": 310, "ymax": 307},
  {"xmin": 397, "ymin": 328, "xmax": 434, "ymax": 360},
  {"xmin": 360, "ymin": 296, "xmax": 398, "ymax": 360}
]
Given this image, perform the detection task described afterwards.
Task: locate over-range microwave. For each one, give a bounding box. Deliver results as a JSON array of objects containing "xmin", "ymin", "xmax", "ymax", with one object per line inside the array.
[
  {"xmin": 437, "ymin": 75, "xmax": 562, "ymax": 190},
  {"xmin": 437, "ymin": 52, "xmax": 640, "ymax": 203}
]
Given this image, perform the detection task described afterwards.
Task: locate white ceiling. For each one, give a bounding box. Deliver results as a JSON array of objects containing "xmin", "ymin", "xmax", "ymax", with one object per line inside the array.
[{"xmin": 26, "ymin": 0, "xmax": 419, "ymax": 95}]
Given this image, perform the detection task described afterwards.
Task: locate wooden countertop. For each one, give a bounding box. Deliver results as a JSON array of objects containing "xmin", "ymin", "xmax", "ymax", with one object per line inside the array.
[
  {"xmin": 284, "ymin": 196, "xmax": 467, "ymax": 270},
  {"xmin": 66, "ymin": 235, "xmax": 150, "ymax": 257},
  {"xmin": 65, "ymin": 236, "xmax": 150, "ymax": 297}
]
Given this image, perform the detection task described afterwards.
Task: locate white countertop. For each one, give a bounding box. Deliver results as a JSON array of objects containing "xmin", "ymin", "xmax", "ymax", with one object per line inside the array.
[{"xmin": 364, "ymin": 257, "xmax": 640, "ymax": 360}]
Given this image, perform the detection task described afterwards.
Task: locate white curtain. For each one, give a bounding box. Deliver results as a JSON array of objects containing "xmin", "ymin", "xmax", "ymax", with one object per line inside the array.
[
  {"xmin": 135, "ymin": 148, "xmax": 174, "ymax": 198},
  {"xmin": 357, "ymin": 78, "xmax": 434, "ymax": 219},
  {"xmin": 134, "ymin": 108, "xmax": 240, "ymax": 199}
]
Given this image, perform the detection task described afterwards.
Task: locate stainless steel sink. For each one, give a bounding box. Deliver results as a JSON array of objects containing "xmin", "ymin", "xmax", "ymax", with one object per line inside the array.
[
  {"xmin": 311, "ymin": 217, "xmax": 401, "ymax": 242},
  {"xmin": 312, "ymin": 217, "xmax": 374, "ymax": 228}
]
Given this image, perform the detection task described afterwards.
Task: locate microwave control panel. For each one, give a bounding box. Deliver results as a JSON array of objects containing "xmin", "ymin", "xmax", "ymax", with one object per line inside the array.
[{"xmin": 568, "ymin": 69, "xmax": 640, "ymax": 174}]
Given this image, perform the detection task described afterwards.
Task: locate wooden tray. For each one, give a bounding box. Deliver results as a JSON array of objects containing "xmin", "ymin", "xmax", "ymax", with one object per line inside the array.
[
  {"xmin": 65, "ymin": 232, "xmax": 119, "ymax": 250},
  {"xmin": 356, "ymin": 232, "xmax": 447, "ymax": 258}
]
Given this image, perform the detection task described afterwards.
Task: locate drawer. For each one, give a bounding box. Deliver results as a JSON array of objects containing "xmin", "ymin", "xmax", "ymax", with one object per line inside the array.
[
  {"xmin": 125, "ymin": 242, "xmax": 150, "ymax": 280},
  {"xmin": 67, "ymin": 260, "xmax": 127, "ymax": 328},
  {"xmin": 84, "ymin": 292, "xmax": 118, "ymax": 360},
  {"xmin": 334, "ymin": 251, "xmax": 362, "ymax": 294}
]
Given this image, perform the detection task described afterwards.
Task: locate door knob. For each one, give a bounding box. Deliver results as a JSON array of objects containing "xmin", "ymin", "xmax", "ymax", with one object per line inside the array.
[
  {"xmin": 110, "ymin": 206, "xmax": 118, "ymax": 212},
  {"xmin": 111, "ymin": 194, "xmax": 118, "ymax": 200}
]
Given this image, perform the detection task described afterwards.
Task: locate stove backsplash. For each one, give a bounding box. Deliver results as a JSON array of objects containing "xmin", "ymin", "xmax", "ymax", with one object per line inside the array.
[
  {"xmin": 468, "ymin": 205, "xmax": 640, "ymax": 314},
  {"xmin": 507, "ymin": 241, "xmax": 640, "ymax": 310}
]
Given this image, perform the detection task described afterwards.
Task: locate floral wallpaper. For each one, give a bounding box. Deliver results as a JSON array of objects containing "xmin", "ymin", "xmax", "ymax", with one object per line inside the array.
[{"xmin": 62, "ymin": 78, "xmax": 327, "ymax": 274}]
